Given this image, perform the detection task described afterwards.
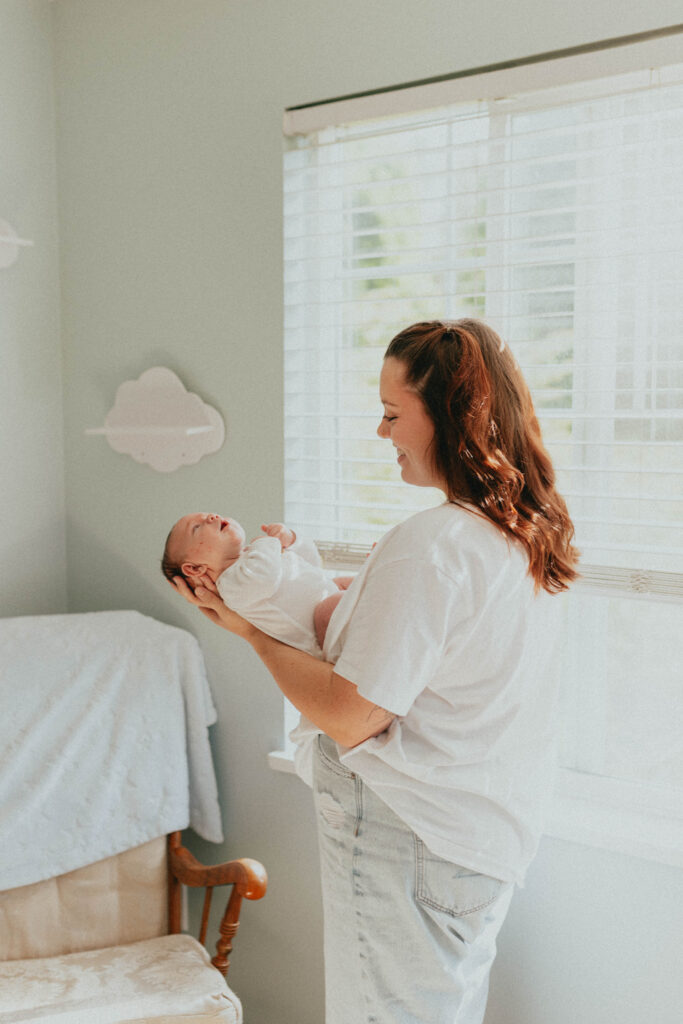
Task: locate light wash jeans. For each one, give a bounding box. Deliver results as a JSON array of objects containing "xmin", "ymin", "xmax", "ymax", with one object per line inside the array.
[{"xmin": 313, "ymin": 733, "xmax": 515, "ymax": 1024}]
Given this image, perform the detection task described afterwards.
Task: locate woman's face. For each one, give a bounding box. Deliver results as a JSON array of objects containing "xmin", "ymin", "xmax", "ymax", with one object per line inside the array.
[{"xmin": 377, "ymin": 357, "xmax": 444, "ymax": 491}]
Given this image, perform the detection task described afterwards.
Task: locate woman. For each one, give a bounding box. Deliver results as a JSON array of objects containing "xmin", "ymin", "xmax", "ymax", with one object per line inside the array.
[{"xmin": 173, "ymin": 319, "xmax": 579, "ymax": 1024}]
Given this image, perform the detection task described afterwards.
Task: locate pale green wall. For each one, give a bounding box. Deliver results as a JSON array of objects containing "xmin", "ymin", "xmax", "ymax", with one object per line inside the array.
[
  {"xmin": 6, "ymin": 1, "xmax": 683, "ymax": 1022},
  {"xmin": 0, "ymin": 0, "xmax": 66, "ymax": 617}
]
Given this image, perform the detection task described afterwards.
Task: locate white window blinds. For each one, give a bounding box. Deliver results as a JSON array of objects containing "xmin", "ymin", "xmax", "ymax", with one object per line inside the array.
[
  {"xmin": 281, "ymin": 49, "xmax": 683, "ymax": 862},
  {"xmin": 283, "ymin": 61, "xmax": 683, "ymax": 596}
]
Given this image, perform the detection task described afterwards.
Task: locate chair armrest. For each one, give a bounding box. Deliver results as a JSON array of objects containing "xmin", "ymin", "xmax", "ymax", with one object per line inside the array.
[
  {"xmin": 168, "ymin": 837, "xmax": 267, "ymax": 897},
  {"xmin": 167, "ymin": 832, "xmax": 267, "ymax": 978}
]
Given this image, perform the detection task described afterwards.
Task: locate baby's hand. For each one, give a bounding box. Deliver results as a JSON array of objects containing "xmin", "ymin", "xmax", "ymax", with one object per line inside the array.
[{"xmin": 261, "ymin": 523, "xmax": 296, "ymax": 549}]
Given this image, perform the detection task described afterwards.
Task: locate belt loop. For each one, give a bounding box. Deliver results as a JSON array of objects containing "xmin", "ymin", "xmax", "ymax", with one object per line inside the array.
[{"xmin": 354, "ymin": 775, "xmax": 363, "ymax": 837}]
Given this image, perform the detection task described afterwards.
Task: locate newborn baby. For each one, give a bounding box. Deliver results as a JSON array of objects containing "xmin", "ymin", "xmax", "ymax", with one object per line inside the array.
[{"xmin": 161, "ymin": 515, "xmax": 348, "ymax": 655}]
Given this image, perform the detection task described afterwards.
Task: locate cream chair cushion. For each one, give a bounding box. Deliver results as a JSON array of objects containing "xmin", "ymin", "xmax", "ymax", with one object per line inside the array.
[
  {"xmin": 0, "ymin": 934, "xmax": 241, "ymax": 1024},
  {"xmin": 0, "ymin": 838, "xmax": 168, "ymax": 960}
]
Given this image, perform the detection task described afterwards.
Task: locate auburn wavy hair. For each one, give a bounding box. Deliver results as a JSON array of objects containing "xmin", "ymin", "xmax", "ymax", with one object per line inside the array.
[{"xmin": 384, "ymin": 319, "xmax": 579, "ymax": 593}]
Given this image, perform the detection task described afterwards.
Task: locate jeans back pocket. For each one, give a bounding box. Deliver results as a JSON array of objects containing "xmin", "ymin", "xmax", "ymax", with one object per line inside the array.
[{"xmin": 414, "ymin": 836, "xmax": 505, "ymax": 918}]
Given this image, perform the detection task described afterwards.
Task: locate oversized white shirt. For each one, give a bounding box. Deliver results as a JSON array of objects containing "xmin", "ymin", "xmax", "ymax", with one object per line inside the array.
[
  {"xmin": 216, "ymin": 535, "xmax": 339, "ymax": 656},
  {"xmin": 293, "ymin": 502, "xmax": 562, "ymax": 885}
]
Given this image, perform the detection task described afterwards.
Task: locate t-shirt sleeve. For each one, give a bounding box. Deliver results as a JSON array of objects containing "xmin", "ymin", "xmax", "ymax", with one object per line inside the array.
[
  {"xmin": 217, "ymin": 537, "xmax": 283, "ymax": 609},
  {"xmin": 333, "ymin": 557, "xmax": 463, "ymax": 716}
]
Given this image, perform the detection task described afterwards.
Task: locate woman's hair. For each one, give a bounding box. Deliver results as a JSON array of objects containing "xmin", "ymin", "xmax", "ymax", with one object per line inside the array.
[{"xmin": 384, "ymin": 318, "xmax": 579, "ymax": 593}]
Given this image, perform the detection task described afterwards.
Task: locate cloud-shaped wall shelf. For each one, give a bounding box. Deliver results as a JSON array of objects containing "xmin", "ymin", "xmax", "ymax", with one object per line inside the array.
[
  {"xmin": 86, "ymin": 367, "xmax": 225, "ymax": 472},
  {"xmin": 0, "ymin": 219, "xmax": 34, "ymax": 269}
]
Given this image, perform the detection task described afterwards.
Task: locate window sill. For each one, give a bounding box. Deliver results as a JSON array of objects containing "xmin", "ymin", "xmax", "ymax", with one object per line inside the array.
[
  {"xmin": 544, "ymin": 768, "xmax": 683, "ymax": 870},
  {"xmin": 268, "ymin": 749, "xmax": 298, "ymax": 774},
  {"xmin": 268, "ymin": 751, "xmax": 683, "ymax": 868}
]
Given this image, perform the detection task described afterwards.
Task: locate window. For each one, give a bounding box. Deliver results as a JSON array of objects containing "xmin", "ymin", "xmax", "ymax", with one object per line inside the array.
[{"xmin": 281, "ymin": 38, "xmax": 683, "ymax": 866}]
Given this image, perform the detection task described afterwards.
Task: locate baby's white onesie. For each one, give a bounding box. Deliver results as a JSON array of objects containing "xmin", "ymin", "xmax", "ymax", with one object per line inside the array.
[{"xmin": 216, "ymin": 535, "xmax": 339, "ymax": 656}]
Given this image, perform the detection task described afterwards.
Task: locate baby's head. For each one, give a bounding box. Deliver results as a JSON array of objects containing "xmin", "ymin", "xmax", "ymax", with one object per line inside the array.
[{"xmin": 161, "ymin": 513, "xmax": 246, "ymax": 587}]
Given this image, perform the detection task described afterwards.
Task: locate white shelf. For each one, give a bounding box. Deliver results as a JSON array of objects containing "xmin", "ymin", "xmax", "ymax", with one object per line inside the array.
[
  {"xmin": 0, "ymin": 219, "xmax": 34, "ymax": 269},
  {"xmin": 85, "ymin": 426, "xmax": 213, "ymax": 436},
  {"xmin": 87, "ymin": 367, "xmax": 225, "ymax": 472}
]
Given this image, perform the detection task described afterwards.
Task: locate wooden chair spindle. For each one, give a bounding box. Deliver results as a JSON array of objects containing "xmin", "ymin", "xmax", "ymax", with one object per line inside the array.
[
  {"xmin": 211, "ymin": 887, "xmax": 242, "ymax": 978},
  {"xmin": 199, "ymin": 886, "xmax": 213, "ymax": 946}
]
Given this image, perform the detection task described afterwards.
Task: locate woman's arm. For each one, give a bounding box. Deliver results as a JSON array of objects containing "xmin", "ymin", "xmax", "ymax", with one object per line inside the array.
[{"xmin": 171, "ymin": 577, "xmax": 394, "ymax": 748}]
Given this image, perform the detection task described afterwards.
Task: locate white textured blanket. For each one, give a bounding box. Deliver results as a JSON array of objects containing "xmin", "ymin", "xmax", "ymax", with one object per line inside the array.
[{"xmin": 0, "ymin": 610, "xmax": 223, "ymax": 891}]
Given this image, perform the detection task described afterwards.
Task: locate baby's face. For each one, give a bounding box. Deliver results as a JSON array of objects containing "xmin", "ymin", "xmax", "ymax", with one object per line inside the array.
[{"xmin": 171, "ymin": 513, "xmax": 246, "ymax": 578}]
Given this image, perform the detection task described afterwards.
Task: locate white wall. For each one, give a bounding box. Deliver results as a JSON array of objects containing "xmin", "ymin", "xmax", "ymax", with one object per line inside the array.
[
  {"xmin": 0, "ymin": 0, "xmax": 66, "ymax": 617},
  {"xmin": 43, "ymin": 1, "xmax": 683, "ymax": 1022}
]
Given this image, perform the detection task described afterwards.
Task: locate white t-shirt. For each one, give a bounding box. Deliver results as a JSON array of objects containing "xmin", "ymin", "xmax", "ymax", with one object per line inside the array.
[
  {"xmin": 216, "ymin": 535, "xmax": 339, "ymax": 657},
  {"xmin": 293, "ymin": 502, "xmax": 561, "ymax": 885}
]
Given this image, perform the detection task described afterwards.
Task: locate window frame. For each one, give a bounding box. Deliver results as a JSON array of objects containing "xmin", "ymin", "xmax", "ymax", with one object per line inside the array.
[{"xmin": 275, "ymin": 31, "xmax": 683, "ymax": 870}]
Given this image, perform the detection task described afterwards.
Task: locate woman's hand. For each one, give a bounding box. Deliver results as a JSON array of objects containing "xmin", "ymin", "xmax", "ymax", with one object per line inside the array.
[
  {"xmin": 170, "ymin": 575, "xmax": 256, "ymax": 639},
  {"xmin": 170, "ymin": 574, "xmax": 393, "ymax": 749}
]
